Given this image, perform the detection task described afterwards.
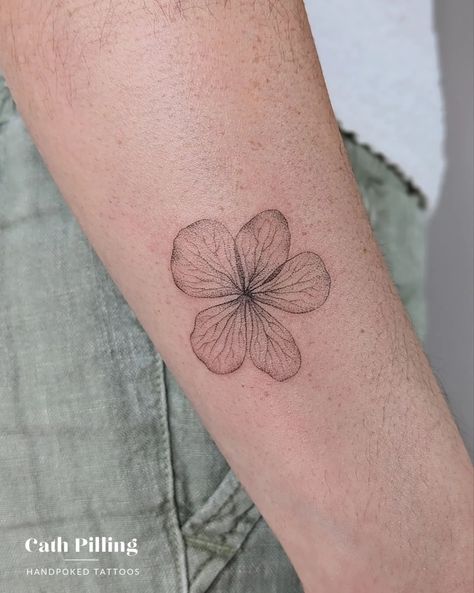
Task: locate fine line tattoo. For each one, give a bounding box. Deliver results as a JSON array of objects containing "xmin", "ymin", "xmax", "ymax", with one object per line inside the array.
[{"xmin": 170, "ymin": 210, "xmax": 330, "ymax": 381}]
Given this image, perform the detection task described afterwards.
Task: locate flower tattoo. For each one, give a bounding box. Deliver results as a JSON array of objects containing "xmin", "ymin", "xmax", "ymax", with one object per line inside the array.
[{"xmin": 170, "ymin": 210, "xmax": 330, "ymax": 381}]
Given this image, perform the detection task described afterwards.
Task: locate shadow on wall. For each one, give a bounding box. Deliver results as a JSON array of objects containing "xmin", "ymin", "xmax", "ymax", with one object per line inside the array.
[{"xmin": 426, "ymin": 0, "xmax": 474, "ymax": 457}]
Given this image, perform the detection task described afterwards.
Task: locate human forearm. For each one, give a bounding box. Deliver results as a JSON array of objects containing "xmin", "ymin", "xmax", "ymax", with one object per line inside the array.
[{"xmin": 0, "ymin": 1, "xmax": 472, "ymax": 591}]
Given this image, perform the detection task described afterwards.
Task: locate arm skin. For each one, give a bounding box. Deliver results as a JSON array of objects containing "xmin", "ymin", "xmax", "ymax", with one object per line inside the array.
[{"xmin": 0, "ymin": 2, "xmax": 472, "ymax": 591}]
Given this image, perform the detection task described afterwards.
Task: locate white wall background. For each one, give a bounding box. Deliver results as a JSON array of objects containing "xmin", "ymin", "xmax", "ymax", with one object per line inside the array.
[{"xmin": 426, "ymin": 0, "xmax": 473, "ymax": 456}]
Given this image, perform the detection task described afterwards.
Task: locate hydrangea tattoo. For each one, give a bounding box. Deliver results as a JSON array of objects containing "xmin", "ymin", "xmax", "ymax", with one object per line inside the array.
[{"xmin": 171, "ymin": 210, "xmax": 330, "ymax": 381}]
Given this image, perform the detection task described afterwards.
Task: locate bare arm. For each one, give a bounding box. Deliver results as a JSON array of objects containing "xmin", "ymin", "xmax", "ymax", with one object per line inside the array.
[{"xmin": 0, "ymin": 2, "xmax": 472, "ymax": 591}]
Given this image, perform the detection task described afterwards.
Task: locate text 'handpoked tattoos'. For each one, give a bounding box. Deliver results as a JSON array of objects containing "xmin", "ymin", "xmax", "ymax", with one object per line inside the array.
[{"xmin": 171, "ymin": 210, "xmax": 330, "ymax": 381}]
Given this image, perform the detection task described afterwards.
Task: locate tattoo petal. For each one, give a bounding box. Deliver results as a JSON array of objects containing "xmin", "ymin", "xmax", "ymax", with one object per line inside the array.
[
  {"xmin": 247, "ymin": 302, "xmax": 301, "ymax": 381},
  {"xmin": 235, "ymin": 210, "xmax": 290, "ymax": 291},
  {"xmin": 171, "ymin": 219, "xmax": 242, "ymax": 297},
  {"xmin": 253, "ymin": 252, "xmax": 330, "ymax": 313},
  {"xmin": 191, "ymin": 299, "xmax": 247, "ymax": 375}
]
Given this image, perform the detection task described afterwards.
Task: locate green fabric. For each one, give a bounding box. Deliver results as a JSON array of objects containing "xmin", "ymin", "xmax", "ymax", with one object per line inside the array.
[
  {"xmin": 342, "ymin": 131, "xmax": 427, "ymax": 338},
  {"xmin": 0, "ymin": 75, "xmax": 425, "ymax": 592}
]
